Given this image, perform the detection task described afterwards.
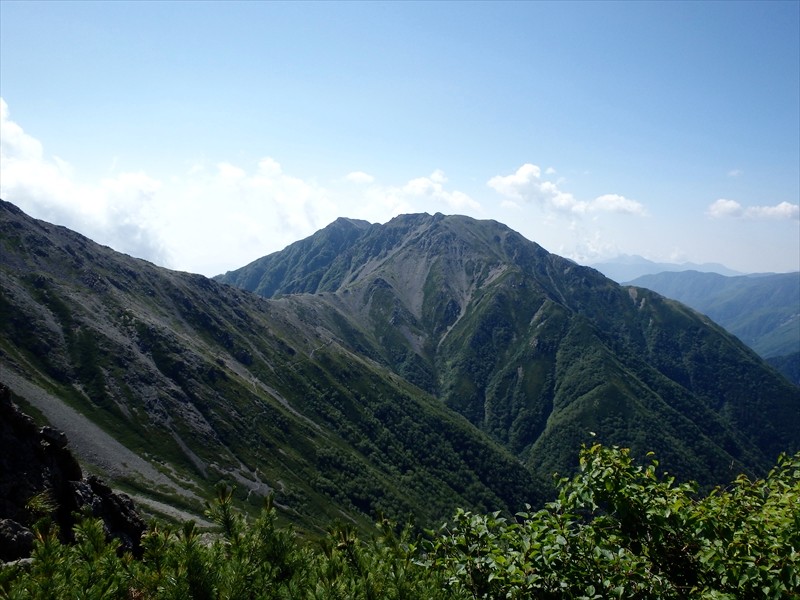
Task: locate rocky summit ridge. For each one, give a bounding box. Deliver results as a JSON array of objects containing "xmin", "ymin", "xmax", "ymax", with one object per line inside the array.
[{"xmin": 2, "ymin": 200, "xmax": 798, "ymax": 532}]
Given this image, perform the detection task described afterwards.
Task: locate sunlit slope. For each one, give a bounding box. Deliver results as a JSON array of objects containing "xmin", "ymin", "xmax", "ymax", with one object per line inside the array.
[{"xmin": 220, "ymin": 212, "xmax": 800, "ymax": 484}]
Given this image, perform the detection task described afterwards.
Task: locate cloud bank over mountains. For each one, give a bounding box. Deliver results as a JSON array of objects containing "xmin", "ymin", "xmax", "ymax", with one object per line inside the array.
[
  {"xmin": 1, "ymin": 98, "xmax": 486, "ymax": 273},
  {"xmin": 488, "ymin": 163, "xmax": 647, "ymax": 216},
  {"xmin": 1, "ymin": 97, "xmax": 797, "ymax": 276},
  {"xmin": 0, "ymin": 99, "xmax": 168, "ymax": 266}
]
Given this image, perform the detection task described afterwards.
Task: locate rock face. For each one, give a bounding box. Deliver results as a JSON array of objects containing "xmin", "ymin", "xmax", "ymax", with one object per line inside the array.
[{"xmin": 0, "ymin": 384, "xmax": 146, "ymax": 561}]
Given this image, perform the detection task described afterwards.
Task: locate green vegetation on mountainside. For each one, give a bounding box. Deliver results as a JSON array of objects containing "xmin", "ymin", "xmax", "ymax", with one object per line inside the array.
[
  {"xmin": 216, "ymin": 212, "xmax": 800, "ymax": 489},
  {"xmin": 2, "ymin": 201, "xmax": 799, "ymax": 535},
  {"xmin": 629, "ymin": 270, "xmax": 800, "ymax": 361},
  {"xmin": 0, "ymin": 201, "xmax": 547, "ymax": 532},
  {"xmin": 3, "ymin": 445, "xmax": 798, "ymax": 599}
]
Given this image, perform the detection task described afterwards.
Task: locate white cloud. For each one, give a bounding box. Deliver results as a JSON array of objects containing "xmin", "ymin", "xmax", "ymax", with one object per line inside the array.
[
  {"xmin": 707, "ymin": 198, "xmax": 799, "ymax": 220},
  {"xmin": 154, "ymin": 158, "xmax": 342, "ymax": 274},
  {"xmin": 488, "ymin": 163, "xmax": 644, "ymax": 216},
  {"xmin": 257, "ymin": 157, "xmax": 282, "ymax": 177},
  {"xmin": 3, "ymin": 98, "xmax": 673, "ymax": 277},
  {"xmin": 0, "ymin": 98, "xmax": 168, "ymax": 264},
  {"xmin": 175, "ymin": 166, "xmax": 482, "ymax": 273},
  {"xmin": 0, "ymin": 98, "xmax": 43, "ymax": 160},
  {"xmin": 587, "ymin": 193, "xmax": 646, "ymax": 216},
  {"xmin": 344, "ymin": 171, "xmax": 375, "ymax": 184},
  {"xmin": 746, "ymin": 201, "xmax": 799, "ymax": 220},
  {"xmin": 1, "ymin": 96, "xmax": 482, "ymax": 276},
  {"xmin": 487, "ymin": 163, "xmax": 542, "ymax": 200},
  {"xmin": 561, "ymin": 230, "xmax": 621, "ymax": 264},
  {"xmin": 727, "ymin": 169, "xmax": 742, "ymax": 177},
  {"xmin": 400, "ymin": 170, "xmax": 480, "ymax": 211},
  {"xmin": 707, "ymin": 198, "xmax": 743, "ymax": 218},
  {"xmin": 217, "ymin": 162, "xmax": 246, "ymax": 180},
  {"xmin": 430, "ymin": 169, "xmax": 447, "ymax": 184},
  {"xmin": 403, "ymin": 175, "xmax": 437, "ymax": 196}
]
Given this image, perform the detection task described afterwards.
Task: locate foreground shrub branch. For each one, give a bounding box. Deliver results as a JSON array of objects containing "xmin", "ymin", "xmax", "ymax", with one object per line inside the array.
[{"xmin": 2, "ymin": 444, "xmax": 798, "ymax": 599}]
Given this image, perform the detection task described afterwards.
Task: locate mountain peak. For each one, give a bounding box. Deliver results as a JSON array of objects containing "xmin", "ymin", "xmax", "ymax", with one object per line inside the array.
[
  {"xmin": 3, "ymin": 201, "xmax": 798, "ymax": 531},
  {"xmin": 216, "ymin": 212, "xmax": 560, "ymax": 309},
  {"xmin": 329, "ymin": 216, "xmax": 372, "ymax": 229},
  {"xmin": 216, "ymin": 212, "xmax": 798, "ymax": 482}
]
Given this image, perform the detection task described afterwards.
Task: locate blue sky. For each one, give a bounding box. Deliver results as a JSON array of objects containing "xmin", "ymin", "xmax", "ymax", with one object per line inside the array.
[{"xmin": 1, "ymin": 0, "xmax": 798, "ymax": 276}]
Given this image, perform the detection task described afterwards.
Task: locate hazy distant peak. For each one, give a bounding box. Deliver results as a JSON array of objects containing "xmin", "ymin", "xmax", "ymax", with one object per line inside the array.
[{"xmin": 590, "ymin": 254, "xmax": 742, "ymax": 282}]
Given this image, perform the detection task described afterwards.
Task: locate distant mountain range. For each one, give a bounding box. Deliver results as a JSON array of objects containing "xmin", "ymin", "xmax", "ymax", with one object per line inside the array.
[
  {"xmin": 628, "ymin": 270, "xmax": 800, "ymax": 384},
  {"xmin": 2, "ymin": 200, "xmax": 798, "ymax": 531},
  {"xmin": 590, "ymin": 255, "xmax": 742, "ymax": 282}
]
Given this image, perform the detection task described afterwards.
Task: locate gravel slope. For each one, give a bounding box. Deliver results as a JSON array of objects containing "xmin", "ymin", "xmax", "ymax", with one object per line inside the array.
[{"xmin": 0, "ymin": 365, "xmax": 200, "ymax": 503}]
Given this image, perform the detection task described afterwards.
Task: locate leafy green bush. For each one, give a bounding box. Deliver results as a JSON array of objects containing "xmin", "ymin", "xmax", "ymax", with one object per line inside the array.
[
  {"xmin": 425, "ymin": 443, "xmax": 800, "ymax": 599},
  {"xmin": 2, "ymin": 445, "xmax": 797, "ymax": 599}
]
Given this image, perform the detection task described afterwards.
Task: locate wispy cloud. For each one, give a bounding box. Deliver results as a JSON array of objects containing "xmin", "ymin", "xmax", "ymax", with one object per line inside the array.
[
  {"xmin": 487, "ymin": 163, "xmax": 645, "ymax": 216},
  {"xmin": 707, "ymin": 198, "xmax": 799, "ymax": 220},
  {"xmin": 727, "ymin": 169, "xmax": 743, "ymax": 178}
]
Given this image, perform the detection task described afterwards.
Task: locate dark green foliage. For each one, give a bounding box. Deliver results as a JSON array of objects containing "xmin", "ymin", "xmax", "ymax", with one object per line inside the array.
[
  {"xmin": 425, "ymin": 444, "xmax": 800, "ymax": 599},
  {"xmin": 767, "ymin": 351, "xmax": 800, "ymax": 386},
  {"xmin": 215, "ymin": 217, "xmax": 373, "ymax": 297},
  {"xmin": 3, "ymin": 445, "xmax": 798, "ymax": 599}
]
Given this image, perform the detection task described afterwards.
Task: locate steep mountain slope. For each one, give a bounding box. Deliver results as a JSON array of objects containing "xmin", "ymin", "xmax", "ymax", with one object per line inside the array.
[
  {"xmin": 219, "ymin": 217, "xmax": 373, "ymax": 297},
  {"xmin": 767, "ymin": 352, "xmax": 800, "ymax": 387},
  {"xmin": 0, "ymin": 200, "xmax": 547, "ymax": 530},
  {"xmin": 218, "ymin": 213, "xmax": 800, "ymax": 484},
  {"xmin": 3, "ymin": 200, "xmax": 799, "ymax": 533},
  {"xmin": 627, "ymin": 270, "xmax": 800, "ymax": 360}
]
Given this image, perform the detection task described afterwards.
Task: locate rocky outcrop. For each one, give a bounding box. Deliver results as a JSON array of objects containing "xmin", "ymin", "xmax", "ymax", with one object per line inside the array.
[
  {"xmin": 0, "ymin": 383, "xmax": 146, "ymax": 561},
  {"xmin": 0, "ymin": 518, "xmax": 34, "ymax": 561}
]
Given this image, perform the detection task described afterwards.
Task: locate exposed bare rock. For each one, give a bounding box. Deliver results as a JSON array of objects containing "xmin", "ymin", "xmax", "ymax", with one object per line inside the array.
[
  {"xmin": 0, "ymin": 519, "xmax": 33, "ymax": 562},
  {"xmin": 0, "ymin": 383, "xmax": 145, "ymax": 559}
]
